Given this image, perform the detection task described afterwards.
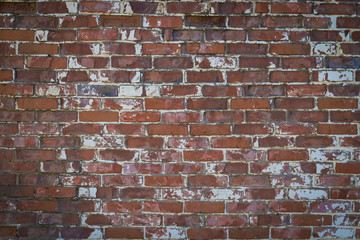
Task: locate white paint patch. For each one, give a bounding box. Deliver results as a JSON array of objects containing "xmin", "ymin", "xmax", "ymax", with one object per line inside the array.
[
  {"xmin": 69, "ymin": 57, "xmax": 85, "ymax": 69},
  {"xmin": 204, "ymin": 189, "xmax": 243, "ymax": 200},
  {"xmin": 339, "ymin": 31, "xmax": 350, "ymax": 41},
  {"xmin": 35, "ymin": 30, "xmax": 49, "ymax": 42},
  {"xmin": 162, "ymin": 189, "xmax": 201, "ymax": 200},
  {"xmin": 199, "ymin": 57, "xmax": 236, "ymax": 68},
  {"xmin": 145, "ymin": 85, "xmax": 161, "ymax": 97},
  {"xmin": 111, "ymin": 2, "xmax": 120, "ymax": 13},
  {"xmin": 280, "ymin": 32, "xmax": 289, "ymax": 41},
  {"xmin": 99, "ymin": 72, "xmax": 109, "ymax": 82},
  {"xmin": 57, "ymin": 71, "xmax": 68, "ymax": 82},
  {"xmin": 313, "ymin": 43, "xmax": 337, "ymax": 55},
  {"xmin": 253, "ymin": 138, "xmax": 259, "ymax": 147},
  {"xmin": 329, "ymin": 16, "xmax": 337, "ymax": 29},
  {"xmin": 318, "ymin": 71, "xmax": 353, "ymax": 82},
  {"xmin": 78, "ymin": 187, "xmax": 97, "ymax": 198},
  {"xmin": 89, "ymin": 72, "xmax": 97, "ymax": 81},
  {"xmin": 143, "ymin": 17, "xmax": 150, "ymax": 27},
  {"xmin": 316, "ymin": 228, "xmax": 353, "ymax": 239},
  {"xmin": 268, "ymin": 62, "xmax": 276, "ymax": 68},
  {"xmin": 59, "ymin": 149, "xmax": 66, "ymax": 160},
  {"xmin": 38, "ymin": 86, "xmax": 60, "ymax": 96},
  {"xmin": 316, "ymin": 163, "xmax": 333, "ymax": 174},
  {"xmin": 116, "ymin": 99, "xmax": 141, "ymax": 110},
  {"xmin": 121, "ymin": 2, "xmax": 133, "ymax": 14},
  {"xmin": 120, "ymin": 29, "xmax": 137, "ymax": 41},
  {"xmin": 135, "ymin": 44, "xmax": 142, "ymax": 55},
  {"xmin": 67, "ymin": 162, "xmax": 77, "ymax": 173},
  {"xmin": 289, "ymin": 189, "xmax": 327, "ymax": 200},
  {"xmin": 89, "ymin": 44, "xmax": 100, "ymax": 55},
  {"xmin": 119, "ymin": 86, "xmax": 143, "ymax": 97},
  {"xmin": 149, "ymin": 228, "xmax": 186, "ymax": 239},
  {"xmin": 82, "ymin": 136, "xmax": 124, "ymax": 148},
  {"xmin": 131, "ymin": 72, "xmax": 141, "ymax": 83},
  {"xmin": 275, "ymin": 189, "xmax": 286, "ymax": 199},
  {"xmin": 40, "ymin": 162, "xmax": 45, "ymax": 172},
  {"xmin": 65, "ymin": 2, "xmax": 78, "ymax": 14},
  {"xmin": 88, "ymin": 229, "xmax": 102, "ymax": 239},
  {"xmin": 262, "ymin": 163, "xmax": 287, "ymax": 174}
]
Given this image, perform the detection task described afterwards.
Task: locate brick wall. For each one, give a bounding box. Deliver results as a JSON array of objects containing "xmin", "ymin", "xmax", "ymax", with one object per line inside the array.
[{"xmin": 0, "ymin": 1, "xmax": 359, "ymax": 239}]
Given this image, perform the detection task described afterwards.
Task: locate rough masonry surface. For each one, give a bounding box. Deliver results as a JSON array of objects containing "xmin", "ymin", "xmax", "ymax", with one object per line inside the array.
[{"xmin": 0, "ymin": 0, "xmax": 360, "ymax": 239}]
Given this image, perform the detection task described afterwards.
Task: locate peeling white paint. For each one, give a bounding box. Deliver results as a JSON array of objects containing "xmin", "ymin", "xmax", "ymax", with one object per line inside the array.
[
  {"xmin": 197, "ymin": 57, "xmax": 236, "ymax": 68},
  {"xmin": 316, "ymin": 228, "xmax": 353, "ymax": 239},
  {"xmin": 69, "ymin": 57, "xmax": 85, "ymax": 69},
  {"xmin": 131, "ymin": 72, "xmax": 141, "ymax": 83},
  {"xmin": 143, "ymin": 17, "xmax": 150, "ymax": 27},
  {"xmin": 148, "ymin": 228, "xmax": 186, "ymax": 239},
  {"xmin": 313, "ymin": 43, "xmax": 337, "ymax": 55},
  {"xmin": 135, "ymin": 44, "xmax": 142, "ymax": 55},
  {"xmin": 280, "ymin": 32, "xmax": 289, "ymax": 41},
  {"xmin": 57, "ymin": 71, "xmax": 68, "ymax": 81},
  {"xmin": 89, "ymin": 72, "xmax": 97, "ymax": 81},
  {"xmin": 318, "ymin": 71, "xmax": 353, "ymax": 82},
  {"xmin": 65, "ymin": 2, "xmax": 78, "ymax": 14},
  {"xmin": 204, "ymin": 189, "xmax": 243, "ymax": 200},
  {"xmin": 121, "ymin": 2, "xmax": 133, "ymax": 14},
  {"xmin": 339, "ymin": 31, "xmax": 350, "ymax": 41},
  {"xmin": 59, "ymin": 149, "xmax": 66, "ymax": 160},
  {"xmin": 119, "ymin": 86, "xmax": 143, "ymax": 97},
  {"xmin": 289, "ymin": 189, "xmax": 327, "ymax": 200},
  {"xmin": 145, "ymin": 85, "xmax": 160, "ymax": 97},
  {"xmin": 89, "ymin": 43, "xmax": 100, "ymax": 55},
  {"xmin": 268, "ymin": 62, "xmax": 276, "ymax": 68},
  {"xmin": 262, "ymin": 163, "xmax": 287, "ymax": 174},
  {"xmin": 79, "ymin": 187, "xmax": 97, "ymax": 198},
  {"xmin": 35, "ymin": 30, "xmax": 49, "ymax": 42}
]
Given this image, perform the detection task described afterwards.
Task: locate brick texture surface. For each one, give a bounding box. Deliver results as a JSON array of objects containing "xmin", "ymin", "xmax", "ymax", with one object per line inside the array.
[{"xmin": 0, "ymin": 1, "xmax": 360, "ymax": 239}]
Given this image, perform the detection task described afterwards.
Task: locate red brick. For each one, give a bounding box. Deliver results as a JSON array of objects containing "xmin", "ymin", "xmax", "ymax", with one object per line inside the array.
[
  {"xmin": 314, "ymin": 4, "xmax": 353, "ymax": 15},
  {"xmin": 271, "ymin": 228, "xmax": 311, "ymax": 239},
  {"xmin": 36, "ymin": 187, "xmax": 75, "ymax": 198},
  {"xmin": 271, "ymin": 3, "xmax": 311, "ymax": 14},
  {"xmin": 0, "ymin": 2, "xmax": 36, "ymax": 13},
  {"xmin": 188, "ymin": 229, "xmax": 226, "ymax": 240},
  {"xmin": 229, "ymin": 228, "xmax": 269, "ymax": 239},
  {"xmin": 79, "ymin": 111, "xmax": 118, "ymax": 122},
  {"xmin": 0, "ymin": 30, "xmax": 34, "ymax": 41},
  {"xmin": 143, "ymin": 43, "xmax": 181, "ymax": 55},
  {"xmin": 167, "ymin": 2, "xmax": 207, "ymax": 14},
  {"xmin": 270, "ymin": 71, "xmax": 309, "ymax": 83},
  {"xmin": 100, "ymin": 16, "xmax": 141, "ymax": 27},
  {"xmin": 184, "ymin": 151, "xmax": 223, "ymax": 162},
  {"xmin": 187, "ymin": 71, "xmax": 225, "ymax": 83},
  {"xmin": 211, "ymin": 137, "xmax": 251, "ymax": 148},
  {"xmin": 185, "ymin": 16, "xmax": 225, "ymax": 27},
  {"xmin": 144, "ymin": 71, "xmax": 182, "ymax": 83},
  {"xmin": 190, "ymin": 125, "xmax": 230, "ymax": 136},
  {"xmin": 80, "ymin": 1, "xmax": 118, "ymax": 13},
  {"xmin": 318, "ymin": 99, "xmax": 358, "ymax": 109},
  {"xmin": 270, "ymin": 44, "xmax": 310, "ymax": 55},
  {"xmin": 231, "ymin": 99, "xmax": 271, "ymax": 109},
  {"xmin": 145, "ymin": 99, "xmax": 184, "ymax": 110},
  {"xmin": 144, "ymin": 16, "xmax": 182, "ymax": 28},
  {"xmin": 78, "ymin": 29, "xmax": 117, "ymax": 41},
  {"xmin": 228, "ymin": 16, "xmax": 260, "ymax": 28},
  {"xmin": 269, "ymin": 150, "xmax": 308, "ymax": 161},
  {"xmin": 126, "ymin": 137, "xmax": 164, "ymax": 148},
  {"xmin": 185, "ymin": 202, "xmax": 224, "ymax": 213},
  {"xmin": 147, "ymin": 124, "xmax": 187, "ymax": 136},
  {"xmin": 106, "ymin": 228, "xmax": 144, "ymax": 239}
]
